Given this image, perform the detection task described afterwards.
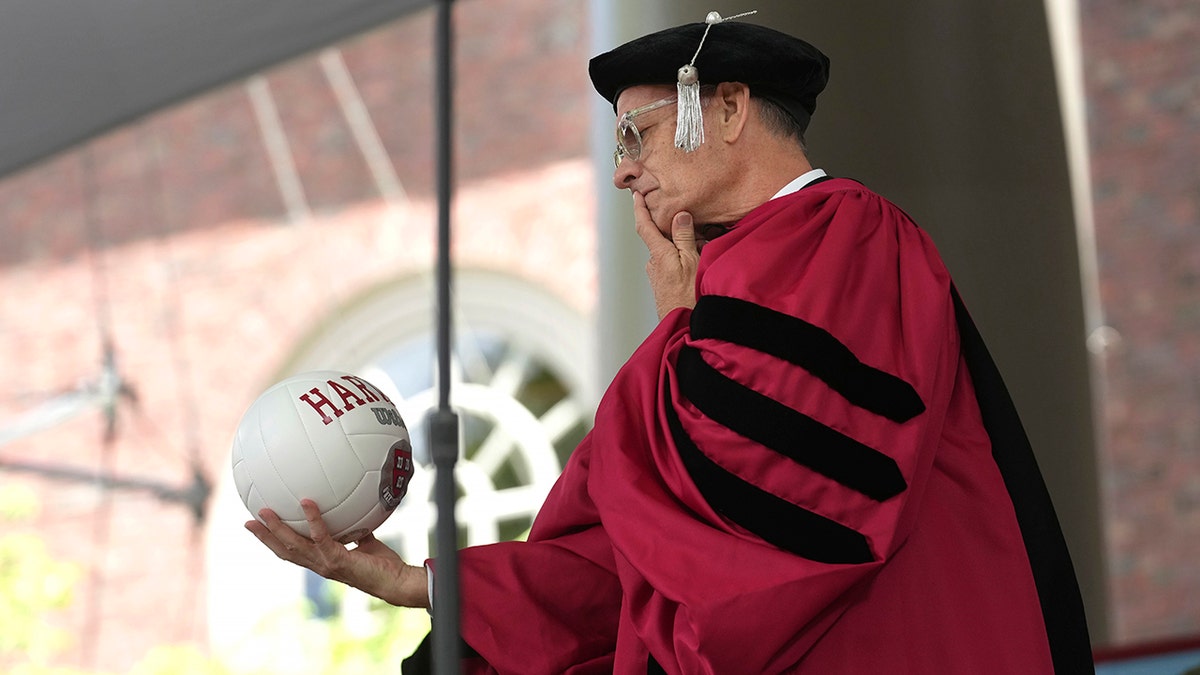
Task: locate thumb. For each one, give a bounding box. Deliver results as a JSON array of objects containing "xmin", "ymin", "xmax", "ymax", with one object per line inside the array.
[
  {"xmin": 353, "ymin": 533, "xmax": 396, "ymax": 558},
  {"xmin": 672, "ymin": 212, "xmax": 697, "ymax": 253}
]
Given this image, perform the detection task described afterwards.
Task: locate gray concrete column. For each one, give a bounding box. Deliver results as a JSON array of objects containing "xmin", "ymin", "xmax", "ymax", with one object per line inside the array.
[{"xmin": 588, "ymin": 0, "xmax": 673, "ymax": 401}]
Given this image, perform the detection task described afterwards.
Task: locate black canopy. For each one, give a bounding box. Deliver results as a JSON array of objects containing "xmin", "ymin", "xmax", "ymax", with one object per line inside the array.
[{"xmin": 0, "ymin": 0, "xmax": 425, "ymax": 179}]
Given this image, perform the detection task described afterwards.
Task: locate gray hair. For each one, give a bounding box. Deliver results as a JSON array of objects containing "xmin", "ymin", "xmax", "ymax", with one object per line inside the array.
[{"xmin": 755, "ymin": 96, "xmax": 809, "ymax": 154}]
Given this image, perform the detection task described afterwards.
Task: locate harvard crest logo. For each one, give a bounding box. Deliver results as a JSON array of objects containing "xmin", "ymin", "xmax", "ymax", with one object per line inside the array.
[{"xmin": 379, "ymin": 438, "xmax": 414, "ymax": 511}]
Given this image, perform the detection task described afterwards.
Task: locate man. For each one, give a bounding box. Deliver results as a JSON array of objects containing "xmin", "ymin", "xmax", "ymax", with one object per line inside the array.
[{"xmin": 247, "ymin": 15, "xmax": 1092, "ymax": 674}]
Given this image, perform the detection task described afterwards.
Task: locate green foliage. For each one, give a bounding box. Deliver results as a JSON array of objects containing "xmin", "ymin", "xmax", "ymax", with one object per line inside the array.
[
  {"xmin": 0, "ymin": 484, "xmax": 39, "ymax": 520},
  {"xmin": 0, "ymin": 484, "xmax": 425, "ymax": 674},
  {"xmin": 318, "ymin": 601, "xmax": 430, "ymax": 675},
  {"xmin": 0, "ymin": 485, "xmax": 79, "ymax": 667},
  {"xmin": 126, "ymin": 646, "xmax": 232, "ymax": 675},
  {"xmin": 6, "ymin": 663, "xmax": 94, "ymax": 675},
  {"xmin": 0, "ymin": 486, "xmax": 230, "ymax": 674}
]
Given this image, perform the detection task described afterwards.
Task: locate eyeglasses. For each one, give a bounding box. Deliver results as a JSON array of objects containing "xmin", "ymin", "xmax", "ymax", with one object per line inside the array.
[{"xmin": 613, "ymin": 95, "xmax": 677, "ymax": 167}]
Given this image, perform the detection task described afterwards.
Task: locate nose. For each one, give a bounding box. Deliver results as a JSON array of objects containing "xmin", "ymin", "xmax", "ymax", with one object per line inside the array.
[{"xmin": 612, "ymin": 156, "xmax": 640, "ymax": 190}]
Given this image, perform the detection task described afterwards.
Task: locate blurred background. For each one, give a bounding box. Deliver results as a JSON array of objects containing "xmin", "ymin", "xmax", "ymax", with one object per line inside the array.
[{"xmin": 0, "ymin": 0, "xmax": 1196, "ymax": 673}]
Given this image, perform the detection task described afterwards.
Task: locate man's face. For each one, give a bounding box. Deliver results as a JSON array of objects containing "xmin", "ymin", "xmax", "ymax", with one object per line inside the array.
[{"xmin": 612, "ymin": 85, "xmax": 718, "ymax": 236}]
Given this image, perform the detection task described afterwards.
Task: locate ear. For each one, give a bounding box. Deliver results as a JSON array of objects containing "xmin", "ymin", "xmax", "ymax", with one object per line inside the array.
[{"xmin": 713, "ymin": 81, "xmax": 752, "ymax": 144}]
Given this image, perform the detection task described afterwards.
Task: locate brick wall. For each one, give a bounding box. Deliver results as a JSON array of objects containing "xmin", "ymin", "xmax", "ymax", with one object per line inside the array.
[
  {"xmin": 0, "ymin": 0, "xmax": 593, "ymax": 671},
  {"xmin": 1083, "ymin": 0, "xmax": 1200, "ymax": 644}
]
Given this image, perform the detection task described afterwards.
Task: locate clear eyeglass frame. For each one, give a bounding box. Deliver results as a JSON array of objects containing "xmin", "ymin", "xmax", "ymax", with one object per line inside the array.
[{"xmin": 613, "ymin": 95, "xmax": 678, "ymax": 167}]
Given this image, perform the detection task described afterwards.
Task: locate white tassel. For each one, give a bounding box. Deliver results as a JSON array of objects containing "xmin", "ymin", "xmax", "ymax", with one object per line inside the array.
[
  {"xmin": 675, "ymin": 65, "xmax": 704, "ymax": 152},
  {"xmin": 673, "ymin": 10, "xmax": 758, "ymax": 153}
]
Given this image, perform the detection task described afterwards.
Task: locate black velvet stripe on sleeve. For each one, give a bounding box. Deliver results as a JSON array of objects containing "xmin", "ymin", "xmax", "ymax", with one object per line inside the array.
[
  {"xmin": 690, "ymin": 295, "xmax": 925, "ymax": 423},
  {"xmin": 676, "ymin": 345, "xmax": 907, "ymax": 502},
  {"xmin": 665, "ymin": 399, "xmax": 874, "ymax": 564}
]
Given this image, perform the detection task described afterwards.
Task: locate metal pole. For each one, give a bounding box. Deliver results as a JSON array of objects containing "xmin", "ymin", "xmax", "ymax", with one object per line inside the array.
[
  {"xmin": 430, "ymin": 0, "xmax": 461, "ymax": 673},
  {"xmin": 0, "ymin": 457, "xmax": 210, "ymax": 523}
]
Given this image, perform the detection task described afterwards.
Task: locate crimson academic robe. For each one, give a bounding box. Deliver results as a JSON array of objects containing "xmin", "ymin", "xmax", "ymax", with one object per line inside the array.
[{"xmin": 414, "ymin": 178, "xmax": 1091, "ymax": 674}]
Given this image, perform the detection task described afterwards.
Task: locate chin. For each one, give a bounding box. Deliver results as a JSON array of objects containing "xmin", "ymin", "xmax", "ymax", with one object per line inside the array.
[{"xmin": 649, "ymin": 208, "xmax": 673, "ymax": 235}]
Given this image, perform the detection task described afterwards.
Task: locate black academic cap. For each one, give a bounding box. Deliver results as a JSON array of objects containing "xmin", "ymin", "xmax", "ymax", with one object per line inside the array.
[{"xmin": 589, "ymin": 20, "xmax": 830, "ymax": 133}]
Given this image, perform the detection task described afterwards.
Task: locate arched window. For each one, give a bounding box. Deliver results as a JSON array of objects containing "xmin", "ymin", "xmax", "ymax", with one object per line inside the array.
[{"xmin": 206, "ymin": 269, "xmax": 594, "ymax": 665}]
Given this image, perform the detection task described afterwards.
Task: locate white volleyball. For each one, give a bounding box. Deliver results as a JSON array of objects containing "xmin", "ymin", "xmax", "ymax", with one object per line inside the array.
[{"xmin": 231, "ymin": 370, "xmax": 414, "ymax": 544}]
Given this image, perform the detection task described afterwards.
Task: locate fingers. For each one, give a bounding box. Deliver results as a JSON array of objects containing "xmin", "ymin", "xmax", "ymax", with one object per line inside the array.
[
  {"xmin": 245, "ymin": 504, "xmax": 426, "ymax": 608},
  {"xmin": 245, "ymin": 502, "xmax": 326, "ymax": 561},
  {"xmin": 631, "ymin": 192, "xmax": 699, "ymax": 256},
  {"xmin": 300, "ymin": 498, "xmax": 330, "ymax": 542},
  {"xmin": 353, "ymin": 532, "xmax": 402, "ymax": 561},
  {"xmin": 671, "ymin": 211, "xmax": 698, "ymax": 254},
  {"xmin": 628, "ymin": 192, "xmax": 700, "ymax": 319},
  {"xmin": 633, "ymin": 192, "xmax": 670, "ymax": 252},
  {"xmin": 244, "ymin": 508, "xmax": 305, "ymax": 561},
  {"xmin": 644, "ymin": 237, "xmax": 699, "ymax": 319}
]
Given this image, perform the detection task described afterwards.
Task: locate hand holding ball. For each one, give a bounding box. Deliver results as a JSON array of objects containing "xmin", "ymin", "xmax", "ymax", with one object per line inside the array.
[{"xmin": 231, "ymin": 370, "xmax": 414, "ymax": 544}]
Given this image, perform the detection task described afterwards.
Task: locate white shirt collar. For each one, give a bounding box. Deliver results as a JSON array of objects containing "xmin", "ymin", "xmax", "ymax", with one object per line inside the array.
[{"xmin": 770, "ymin": 168, "xmax": 828, "ymax": 200}]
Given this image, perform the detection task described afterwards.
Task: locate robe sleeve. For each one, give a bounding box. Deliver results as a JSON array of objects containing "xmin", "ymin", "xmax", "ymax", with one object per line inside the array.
[{"xmin": 436, "ymin": 432, "xmax": 624, "ymax": 675}]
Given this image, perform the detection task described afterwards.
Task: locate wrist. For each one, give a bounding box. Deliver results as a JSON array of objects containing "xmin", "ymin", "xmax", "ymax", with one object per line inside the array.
[{"xmin": 394, "ymin": 563, "xmax": 430, "ymax": 609}]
